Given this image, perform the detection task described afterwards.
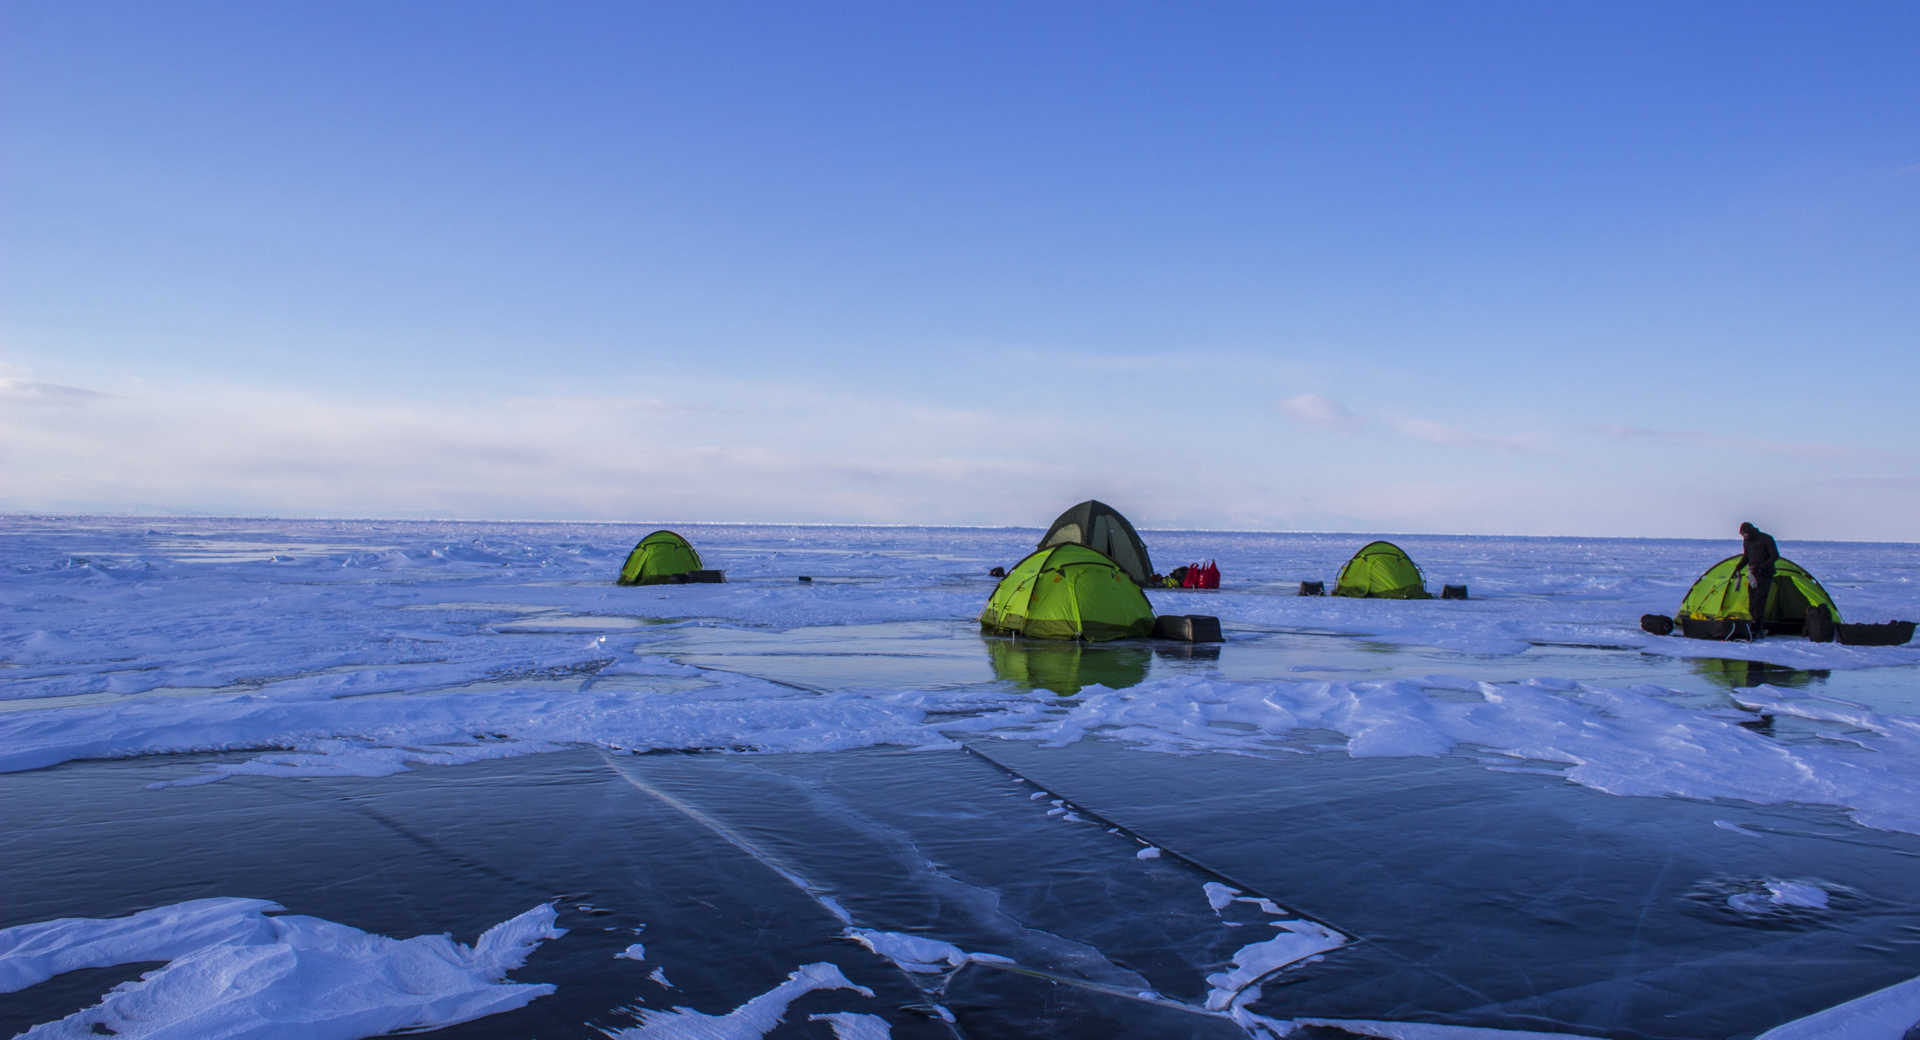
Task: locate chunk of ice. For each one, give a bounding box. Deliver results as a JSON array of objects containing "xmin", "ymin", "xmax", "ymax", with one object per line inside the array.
[{"xmin": 3, "ymin": 901, "xmax": 563, "ymax": 1039}]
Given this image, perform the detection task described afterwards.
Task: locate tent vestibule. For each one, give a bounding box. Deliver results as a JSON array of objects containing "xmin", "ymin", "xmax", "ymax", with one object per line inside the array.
[{"xmin": 1038, "ymin": 500, "xmax": 1156, "ymax": 587}]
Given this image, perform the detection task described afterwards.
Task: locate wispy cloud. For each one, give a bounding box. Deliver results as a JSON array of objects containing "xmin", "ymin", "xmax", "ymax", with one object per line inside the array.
[
  {"xmin": 1815, "ymin": 475, "xmax": 1920, "ymax": 492},
  {"xmin": 1277, "ymin": 392, "xmax": 1361, "ymax": 432},
  {"xmin": 1001, "ymin": 348, "xmax": 1199, "ymax": 374},
  {"xmin": 1590, "ymin": 422, "xmax": 1860, "ymax": 463},
  {"xmin": 998, "ymin": 346, "xmax": 1333, "ymax": 385},
  {"xmin": 1273, "ymin": 391, "xmax": 1547, "ymax": 452},
  {"xmin": 0, "ymin": 378, "xmax": 110, "ymax": 406},
  {"xmin": 4, "ymin": 365, "xmax": 1904, "ymax": 538},
  {"xmin": 1387, "ymin": 416, "xmax": 1545, "ymax": 453},
  {"xmin": 0, "ymin": 372, "xmax": 1100, "ymax": 523},
  {"xmin": 1595, "ymin": 424, "xmax": 1709, "ymax": 442}
]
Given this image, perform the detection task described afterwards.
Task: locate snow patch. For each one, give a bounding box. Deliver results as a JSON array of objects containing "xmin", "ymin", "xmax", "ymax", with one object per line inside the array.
[
  {"xmin": 843, "ymin": 928, "xmax": 1014, "ymax": 974},
  {"xmin": 1753, "ymin": 972, "xmax": 1920, "ymax": 1039},
  {"xmin": 602, "ymin": 962, "xmax": 870, "ymax": 1038},
  {"xmin": 0, "ymin": 900, "xmax": 563, "ymax": 1039},
  {"xmin": 1729, "ymin": 879, "xmax": 1832, "ymax": 914},
  {"xmin": 1288, "ymin": 1019, "xmax": 1606, "ymax": 1038},
  {"xmin": 1204, "ymin": 918, "xmax": 1348, "ymax": 1011},
  {"xmin": 808, "ymin": 1011, "xmax": 894, "ymax": 1040}
]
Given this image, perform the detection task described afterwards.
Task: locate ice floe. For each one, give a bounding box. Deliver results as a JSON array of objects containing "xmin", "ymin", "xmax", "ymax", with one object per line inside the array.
[
  {"xmin": 0, "ymin": 899, "xmax": 563, "ymax": 1039},
  {"xmin": 599, "ymin": 962, "xmax": 871, "ymax": 1038},
  {"xmin": 843, "ymin": 928, "xmax": 1014, "ymax": 974},
  {"xmin": 1753, "ymin": 972, "xmax": 1920, "ymax": 1039},
  {"xmin": 1196, "ymin": 884, "xmax": 1350, "ymax": 1011}
]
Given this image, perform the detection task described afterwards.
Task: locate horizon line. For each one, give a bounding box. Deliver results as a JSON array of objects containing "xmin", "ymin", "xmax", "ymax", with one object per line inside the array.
[{"xmin": 3, "ymin": 511, "xmax": 1912, "ymax": 547}]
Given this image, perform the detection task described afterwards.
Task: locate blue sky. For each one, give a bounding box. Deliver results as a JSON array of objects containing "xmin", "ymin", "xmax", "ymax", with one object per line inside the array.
[{"xmin": 4, "ymin": 1, "xmax": 1916, "ymax": 538}]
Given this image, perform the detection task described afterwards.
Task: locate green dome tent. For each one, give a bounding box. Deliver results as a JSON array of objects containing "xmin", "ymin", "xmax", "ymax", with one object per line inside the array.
[
  {"xmin": 617, "ymin": 530, "xmax": 704, "ymax": 586},
  {"xmin": 1676, "ymin": 555, "xmax": 1842, "ymax": 630},
  {"xmin": 1038, "ymin": 500, "xmax": 1156, "ymax": 587},
  {"xmin": 1331, "ymin": 541, "xmax": 1433, "ymax": 599},
  {"xmin": 980, "ymin": 544, "xmax": 1156, "ymax": 641}
]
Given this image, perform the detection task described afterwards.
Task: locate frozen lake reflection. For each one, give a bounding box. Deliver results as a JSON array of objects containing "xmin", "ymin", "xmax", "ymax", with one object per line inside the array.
[{"xmin": 3, "ymin": 517, "xmax": 1918, "ymax": 1038}]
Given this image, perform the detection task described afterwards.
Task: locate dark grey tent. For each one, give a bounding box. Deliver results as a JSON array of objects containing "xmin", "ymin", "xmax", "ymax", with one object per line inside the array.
[{"xmin": 1038, "ymin": 500, "xmax": 1156, "ymax": 586}]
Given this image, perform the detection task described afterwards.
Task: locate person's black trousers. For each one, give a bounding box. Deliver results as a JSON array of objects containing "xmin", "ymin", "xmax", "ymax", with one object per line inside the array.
[{"xmin": 1747, "ymin": 569, "xmax": 1774, "ymax": 628}]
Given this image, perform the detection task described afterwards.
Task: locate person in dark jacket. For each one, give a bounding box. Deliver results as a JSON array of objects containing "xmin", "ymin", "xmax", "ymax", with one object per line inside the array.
[{"xmin": 1737, "ymin": 522, "xmax": 1779, "ymax": 636}]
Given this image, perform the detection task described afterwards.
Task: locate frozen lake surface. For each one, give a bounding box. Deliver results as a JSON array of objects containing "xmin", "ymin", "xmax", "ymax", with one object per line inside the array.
[{"xmin": 3, "ymin": 517, "xmax": 1919, "ymax": 1039}]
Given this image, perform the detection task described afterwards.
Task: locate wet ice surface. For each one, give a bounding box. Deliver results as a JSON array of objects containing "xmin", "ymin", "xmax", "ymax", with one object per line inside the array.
[{"xmin": 2, "ymin": 516, "xmax": 1919, "ymax": 1039}]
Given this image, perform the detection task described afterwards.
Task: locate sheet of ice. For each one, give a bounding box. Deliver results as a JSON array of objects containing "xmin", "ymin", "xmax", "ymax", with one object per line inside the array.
[
  {"xmin": 4, "ymin": 518, "xmax": 1918, "ymax": 843},
  {"xmin": 1181, "ymin": 882, "xmax": 1353, "ymax": 1010},
  {"xmin": 1764, "ymin": 880, "xmax": 1830, "ymax": 908},
  {"xmin": 7, "ymin": 656, "xmax": 1919, "ymax": 837},
  {"xmin": 843, "ymin": 929, "xmax": 1014, "ymax": 974},
  {"xmin": 0, "ymin": 897, "xmax": 279, "ymax": 994},
  {"xmin": 0, "ymin": 675, "xmax": 981, "ymax": 779},
  {"xmin": 602, "ymin": 962, "xmax": 871, "ymax": 1039},
  {"xmin": 9, "ymin": 521, "xmax": 1913, "ymax": 701},
  {"xmin": 807, "ymin": 1011, "xmax": 894, "ymax": 1040},
  {"xmin": 958, "ymin": 673, "xmax": 1920, "ymax": 835},
  {"xmin": 1286, "ymin": 1021, "xmax": 1603, "ymax": 1039},
  {"xmin": 1728, "ymin": 879, "xmax": 1832, "ymax": 914},
  {"xmin": 1752, "ymin": 972, "xmax": 1920, "ymax": 1039},
  {"xmin": 1, "ymin": 899, "xmax": 563, "ymax": 1039},
  {"xmin": 1204, "ymin": 919, "xmax": 1348, "ymax": 1011}
]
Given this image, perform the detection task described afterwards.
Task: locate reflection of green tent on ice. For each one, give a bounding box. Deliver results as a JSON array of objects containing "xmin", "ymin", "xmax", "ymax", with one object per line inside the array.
[
  {"xmin": 617, "ymin": 530, "xmax": 705, "ymax": 586},
  {"xmin": 980, "ymin": 545, "xmax": 1155, "ymax": 641},
  {"xmin": 1038, "ymin": 500, "xmax": 1156, "ymax": 587},
  {"xmin": 1691, "ymin": 657, "xmax": 1829, "ymax": 692},
  {"xmin": 1331, "ymin": 541, "xmax": 1432, "ymax": 599},
  {"xmin": 986, "ymin": 639, "xmax": 1151, "ymax": 696},
  {"xmin": 1676, "ymin": 556, "xmax": 1841, "ymax": 632}
]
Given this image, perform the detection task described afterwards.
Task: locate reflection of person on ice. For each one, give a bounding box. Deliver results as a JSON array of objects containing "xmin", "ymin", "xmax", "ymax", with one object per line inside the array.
[{"xmin": 1737, "ymin": 522, "xmax": 1778, "ymax": 637}]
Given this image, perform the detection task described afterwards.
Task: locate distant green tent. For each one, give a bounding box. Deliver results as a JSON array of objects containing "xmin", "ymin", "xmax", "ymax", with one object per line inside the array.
[
  {"xmin": 980, "ymin": 544, "xmax": 1155, "ymax": 641},
  {"xmin": 1331, "ymin": 541, "xmax": 1432, "ymax": 599},
  {"xmin": 1038, "ymin": 500, "xmax": 1156, "ymax": 587},
  {"xmin": 1676, "ymin": 555, "xmax": 1841, "ymax": 628},
  {"xmin": 617, "ymin": 530, "xmax": 703, "ymax": 586}
]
